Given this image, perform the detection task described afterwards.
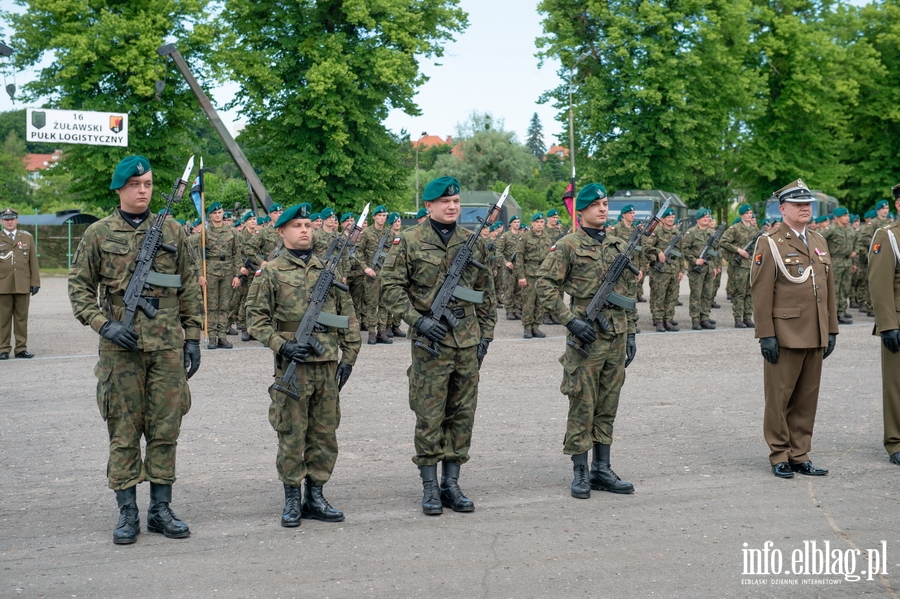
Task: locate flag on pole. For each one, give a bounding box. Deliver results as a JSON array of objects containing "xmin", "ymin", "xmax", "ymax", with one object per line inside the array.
[
  {"xmin": 190, "ymin": 175, "xmax": 203, "ymax": 217},
  {"xmin": 562, "ymin": 176, "xmax": 577, "ymax": 230}
]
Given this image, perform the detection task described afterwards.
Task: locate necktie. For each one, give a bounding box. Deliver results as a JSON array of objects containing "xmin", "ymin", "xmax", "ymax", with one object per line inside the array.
[{"xmin": 799, "ymin": 232, "xmax": 807, "ymax": 247}]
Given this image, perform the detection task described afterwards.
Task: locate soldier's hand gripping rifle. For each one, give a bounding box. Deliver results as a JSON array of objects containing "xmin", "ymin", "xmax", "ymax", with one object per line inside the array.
[
  {"xmin": 369, "ymin": 229, "xmax": 392, "ymax": 274},
  {"xmin": 691, "ymin": 222, "xmax": 726, "ymax": 273},
  {"xmin": 733, "ymin": 229, "xmax": 765, "ymax": 266},
  {"xmin": 119, "ymin": 156, "xmax": 194, "ymax": 337},
  {"xmin": 415, "ymin": 185, "xmax": 510, "ymax": 358},
  {"xmin": 273, "ymin": 204, "xmax": 369, "ymax": 401},
  {"xmin": 653, "ymin": 221, "xmax": 687, "ymax": 273},
  {"xmin": 568, "ymin": 199, "xmax": 670, "ymax": 358}
]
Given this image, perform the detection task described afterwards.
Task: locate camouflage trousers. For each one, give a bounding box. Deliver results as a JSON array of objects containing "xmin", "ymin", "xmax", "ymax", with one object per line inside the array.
[
  {"xmin": 833, "ymin": 259, "xmax": 853, "ymax": 313},
  {"xmin": 687, "ymin": 265, "xmax": 715, "ymax": 320},
  {"xmin": 856, "ymin": 260, "xmax": 869, "ymax": 306},
  {"xmin": 94, "ymin": 349, "xmax": 191, "ymax": 490},
  {"xmin": 730, "ymin": 266, "xmax": 753, "ymax": 320},
  {"xmin": 206, "ymin": 274, "xmax": 233, "ymax": 337},
  {"xmin": 363, "ymin": 274, "xmax": 387, "ymax": 330},
  {"xmin": 505, "ymin": 268, "xmax": 523, "ymax": 311},
  {"xmin": 347, "ymin": 274, "xmax": 365, "ymax": 319},
  {"xmin": 521, "ymin": 276, "xmax": 542, "ymax": 328},
  {"xmin": 268, "ymin": 358, "xmax": 341, "ymax": 486},
  {"xmin": 407, "ymin": 341, "xmax": 480, "ymax": 467},
  {"xmin": 493, "ymin": 269, "xmax": 505, "ymax": 304},
  {"xmin": 231, "ymin": 279, "xmax": 250, "ymax": 327},
  {"xmin": 560, "ymin": 328, "xmax": 626, "ymax": 454},
  {"xmin": 649, "ymin": 269, "xmax": 679, "ymax": 322}
]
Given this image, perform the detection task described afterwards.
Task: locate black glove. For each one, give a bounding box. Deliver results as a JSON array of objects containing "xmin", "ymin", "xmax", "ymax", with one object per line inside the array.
[
  {"xmin": 414, "ymin": 316, "xmax": 448, "ymax": 343},
  {"xmin": 476, "ymin": 338, "xmax": 491, "ymax": 369},
  {"xmin": 279, "ymin": 340, "xmax": 311, "ymax": 363},
  {"xmin": 625, "ymin": 333, "xmax": 636, "ymax": 368},
  {"xmin": 183, "ymin": 340, "xmax": 201, "ymax": 379},
  {"xmin": 882, "ymin": 330, "xmax": 900, "ymax": 354},
  {"xmin": 335, "ymin": 362, "xmax": 353, "ymax": 391},
  {"xmin": 30, "ymin": 286, "xmax": 39, "ymax": 296},
  {"xmin": 823, "ymin": 333, "xmax": 837, "ymax": 359},
  {"xmin": 566, "ymin": 318, "xmax": 597, "ymax": 345},
  {"xmin": 99, "ymin": 320, "xmax": 139, "ymax": 351},
  {"xmin": 760, "ymin": 337, "xmax": 779, "ymax": 364}
]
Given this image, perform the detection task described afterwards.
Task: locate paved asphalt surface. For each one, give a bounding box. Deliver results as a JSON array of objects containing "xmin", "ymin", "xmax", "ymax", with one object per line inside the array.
[{"xmin": 1, "ymin": 275, "xmax": 899, "ymax": 598}]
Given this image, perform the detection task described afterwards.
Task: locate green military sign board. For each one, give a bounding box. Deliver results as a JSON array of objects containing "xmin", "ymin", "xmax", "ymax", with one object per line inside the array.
[{"xmin": 26, "ymin": 108, "xmax": 129, "ymax": 147}]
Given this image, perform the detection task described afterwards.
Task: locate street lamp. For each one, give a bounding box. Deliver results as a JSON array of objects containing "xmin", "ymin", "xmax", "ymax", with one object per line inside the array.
[
  {"xmin": 415, "ymin": 131, "xmax": 427, "ymax": 212},
  {"xmin": 0, "ymin": 42, "xmax": 12, "ymax": 57},
  {"xmin": 567, "ymin": 53, "xmax": 590, "ymax": 189}
]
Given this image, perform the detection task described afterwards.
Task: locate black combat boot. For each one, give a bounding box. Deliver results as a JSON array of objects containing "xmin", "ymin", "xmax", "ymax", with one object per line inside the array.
[
  {"xmin": 700, "ymin": 320, "xmax": 716, "ymax": 330},
  {"xmin": 147, "ymin": 483, "xmax": 190, "ymax": 538},
  {"xmin": 241, "ymin": 330, "xmax": 252, "ymax": 341},
  {"xmin": 692, "ymin": 320, "xmax": 701, "ymax": 331},
  {"xmin": 207, "ymin": 337, "xmax": 217, "ymax": 349},
  {"xmin": 664, "ymin": 319, "xmax": 679, "ymax": 332},
  {"xmin": 531, "ymin": 328, "xmax": 546, "ymax": 338},
  {"xmin": 589, "ymin": 443, "xmax": 634, "ymax": 494},
  {"xmin": 542, "ymin": 314, "xmax": 554, "ymax": 325},
  {"xmin": 734, "ymin": 319, "xmax": 747, "ymax": 329},
  {"xmin": 376, "ymin": 330, "xmax": 393, "ymax": 344},
  {"xmin": 385, "ymin": 327, "xmax": 394, "ymax": 338},
  {"xmin": 743, "ymin": 318, "xmax": 755, "ymax": 328},
  {"xmin": 367, "ymin": 331, "xmax": 377, "ymax": 345},
  {"xmin": 225, "ymin": 325, "xmax": 238, "ymax": 335},
  {"xmin": 440, "ymin": 462, "xmax": 475, "ymax": 512},
  {"xmin": 523, "ymin": 329, "xmax": 533, "ymax": 339},
  {"xmin": 301, "ymin": 480, "xmax": 345, "ymax": 522},
  {"xmin": 391, "ymin": 325, "xmax": 406, "ymax": 338},
  {"xmin": 113, "ymin": 487, "xmax": 140, "ymax": 545},
  {"xmin": 571, "ymin": 452, "xmax": 590, "ymax": 499},
  {"xmin": 217, "ymin": 337, "xmax": 233, "ymax": 349},
  {"xmin": 655, "ymin": 320, "xmax": 666, "ymax": 333},
  {"xmin": 281, "ymin": 484, "xmax": 302, "ymax": 527},
  {"xmin": 550, "ymin": 314, "xmax": 562, "ymax": 325},
  {"xmin": 418, "ymin": 465, "xmax": 443, "ymax": 515}
]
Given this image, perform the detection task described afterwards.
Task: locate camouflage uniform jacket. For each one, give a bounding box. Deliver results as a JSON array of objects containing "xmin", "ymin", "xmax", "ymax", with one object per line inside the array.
[
  {"xmin": 204, "ymin": 223, "xmax": 241, "ymax": 278},
  {"xmin": 239, "ymin": 229, "xmax": 259, "ymax": 267},
  {"xmin": 514, "ymin": 229, "xmax": 553, "ymax": 279},
  {"xmin": 355, "ymin": 225, "xmax": 392, "ymax": 272},
  {"xmin": 536, "ymin": 228, "xmax": 635, "ymax": 335},
  {"xmin": 380, "ymin": 223, "xmax": 497, "ymax": 347},
  {"xmin": 252, "ymin": 226, "xmax": 281, "ymax": 264},
  {"xmin": 498, "ymin": 229, "xmax": 522, "ymax": 264},
  {"xmin": 246, "ymin": 251, "xmax": 361, "ymax": 365},
  {"xmin": 719, "ymin": 223, "xmax": 760, "ymax": 267},
  {"xmin": 681, "ymin": 225, "xmax": 716, "ymax": 268},
  {"xmin": 821, "ymin": 224, "xmax": 857, "ymax": 260},
  {"xmin": 643, "ymin": 224, "xmax": 685, "ymax": 274},
  {"xmin": 610, "ymin": 221, "xmax": 644, "ymax": 265},
  {"xmin": 68, "ymin": 210, "xmax": 203, "ymax": 351}
]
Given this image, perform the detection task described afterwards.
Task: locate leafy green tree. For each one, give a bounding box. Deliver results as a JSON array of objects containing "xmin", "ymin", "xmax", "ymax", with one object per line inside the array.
[
  {"xmin": 0, "ymin": 130, "xmax": 32, "ymax": 201},
  {"xmin": 0, "ymin": 109, "xmax": 55, "ymax": 153},
  {"xmin": 4, "ymin": 0, "xmax": 217, "ymax": 209},
  {"xmin": 427, "ymin": 128, "xmax": 536, "ymax": 191},
  {"xmin": 215, "ymin": 0, "xmax": 468, "ymax": 214},
  {"xmin": 526, "ymin": 112, "xmax": 546, "ymax": 157}
]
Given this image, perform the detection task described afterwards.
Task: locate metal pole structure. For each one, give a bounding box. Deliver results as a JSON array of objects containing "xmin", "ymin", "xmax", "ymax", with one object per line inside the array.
[
  {"xmin": 33, "ymin": 209, "xmax": 38, "ymax": 257},
  {"xmin": 157, "ymin": 44, "xmax": 271, "ymax": 213},
  {"xmin": 66, "ymin": 218, "xmax": 73, "ymax": 269},
  {"xmin": 415, "ymin": 131, "xmax": 427, "ymax": 212}
]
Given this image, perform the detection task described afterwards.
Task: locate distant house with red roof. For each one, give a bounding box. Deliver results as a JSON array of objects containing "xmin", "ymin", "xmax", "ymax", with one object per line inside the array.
[
  {"xmin": 23, "ymin": 150, "xmax": 62, "ymax": 183},
  {"xmin": 547, "ymin": 145, "xmax": 569, "ymax": 159},
  {"xmin": 412, "ymin": 135, "xmax": 453, "ymax": 149}
]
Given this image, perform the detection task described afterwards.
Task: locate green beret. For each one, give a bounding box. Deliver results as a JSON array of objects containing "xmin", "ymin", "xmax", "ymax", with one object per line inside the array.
[
  {"xmin": 110, "ymin": 155, "xmax": 151, "ymax": 190},
  {"xmin": 310, "ymin": 212, "xmax": 321, "ymax": 221},
  {"xmin": 489, "ymin": 222, "xmax": 502, "ymax": 232},
  {"xmin": 340, "ymin": 212, "xmax": 354, "ymax": 223},
  {"xmin": 546, "ymin": 209, "xmax": 559, "ymax": 217},
  {"xmin": 833, "ymin": 207, "xmax": 848, "ymax": 217},
  {"xmin": 275, "ymin": 203, "xmax": 313, "ymax": 228},
  {"xmin": 864, "ymin": 210, "xmax": 876, "ymax": 219},
  {"xmin": 876, "ymin": 200, "xmax": 890, "ymax": 210},
  {"xmin": 732, "ymin": 217, "xmax": 741, "ymax": 225},
  {"xmin": 191, "ymin": 217, "xmax": 202, "ymax": 228},
  {"xmin": 695, "ymin": 208, "xmax": 711, "ymax": 219},
  {"xmin": 509, "ymin": 215, "xmax": 520, "ymax": 224},
  {"xmin": 387, "ymin": 212, "xmax": 401, "ymax": 225},
  {"xmin": 176, "ymin": 219, "xmax": 186, "ymax": 225},
  {"xmin": 814, "ymin": 215, "xmax": 826, "ymax": 223},
  {"xmin": 373, "ymin": 205, "xmax": 387, "ymax": 215},
  {"xmin": 661, "ymin": 207, "xmax": 675, "ymax": 218},
  {"xmin": 320, "ymin": 207, "xmax": 335, "ymax": 220},
  {"xmin": 207, "ymin": 202, "xmax": 223, "ymax": 214},
  {"xmin": 738, "ymin": 203, "xmax": 752, "ymax": 215},
  {"xmin": 422, "ymin": 176, "xmax": 461, "ymax": 202},
  {"xmin": 575, "ymin": 183, "xmax": 607, "ymax": 211},
  {"xmin": 619, "ymin": 204, "xmax": 635, "ymax": 215},
  {"xmin": 257, "ymin": 215, "xmax": 271, "ymax": 225},
  {"xmin": 269, "ymin": 203, "xmax": 283, "ymax": 212},
  {"xmin": 531, "ymin": 212, "xmax": 544, "ymax": 222},
  {"xmin": 243, "ymin": 210, "xmax": 256, "ymax": 221},
  {"xmin": 851, "ymin": 213, "xmax": 860, "ymax": 222},
  {"xmin": 415, "ymin": 207, "xmax": 429, "ymax": 219},
  {"xmin": 158, "ymin": 208, "xmax": 168, "ymax": 215},
  {"xmin": 223, "ymin": 211, "xmax": 232, "ymax": 219}
]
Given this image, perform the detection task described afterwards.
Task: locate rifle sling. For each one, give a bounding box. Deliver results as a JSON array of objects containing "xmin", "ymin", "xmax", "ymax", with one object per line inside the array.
[
  {"xmin": 451, "ymin": 286, "xmax": 484, "ymax": 304},
  {"xmin": 110, "ymin": 294, "xmax": 179, "ymax": 309},
  {"xmin": 276, "ymin": 312, "xmax": 350, "ymax": 331},
  {"xmin": 146, "ymin": 272, "xmax": 183, "ymax": 288},
  {"xmin": 572, "ymin": 292, "xmax": 635, "ymax": 311}
]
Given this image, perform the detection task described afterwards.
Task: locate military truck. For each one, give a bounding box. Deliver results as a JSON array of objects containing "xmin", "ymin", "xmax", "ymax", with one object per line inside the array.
[
  {"xmin": 457, "ymin": 191, "xmax": 522, "ymax": 231},
  {"xmin": 608, "ymin": 190, "xmax": 690, "ymax": 222}
]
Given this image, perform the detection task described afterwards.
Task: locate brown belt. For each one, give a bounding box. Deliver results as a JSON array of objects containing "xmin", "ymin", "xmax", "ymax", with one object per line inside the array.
[{"xmin": 109, "ymin": 294, "xmax": 179, "ymax": 309}]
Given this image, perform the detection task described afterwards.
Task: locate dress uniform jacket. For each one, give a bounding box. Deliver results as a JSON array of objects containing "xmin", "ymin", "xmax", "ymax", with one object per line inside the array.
[{"xmin": 0, "ymin": 229, "xmax": 40, "ymax": 294}]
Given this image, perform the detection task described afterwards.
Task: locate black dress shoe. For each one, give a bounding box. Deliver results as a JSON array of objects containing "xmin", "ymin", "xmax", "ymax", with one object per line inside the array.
[
  {"xmin": 772, "ymin": 462, "xmax": 794, "ymax": 478},
  {"xmin": 890, "ymin": 452, "xmax": 900, "ymax": 465},
  {"xmin": 14, "ymin": 351, "xmax": 34, "ymax": 359},
  {"xmin": 0, "ymin": 352, "xmax": 8, "ymax": 360},
  {"xmin": 791, "ymin": 461, "xmax": 828, "ymax": 476}
]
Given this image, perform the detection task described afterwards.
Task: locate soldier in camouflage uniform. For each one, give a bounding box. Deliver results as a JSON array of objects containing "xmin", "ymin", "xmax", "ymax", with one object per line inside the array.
[
  {"xmin": 247, "ymin": 203, "xmax": 359, "ymax": 526},
  {"xmin": 488, "ymin": 222, "xmax": 504, "ymax": 306},
  {"xmin": 644, "ymin": 207, "xmax": 683, "ymax": 332},
  {"xmin": 250, "ymin": 203, "xmax": 284, "ymax": 269},
  {"xmin": 202, "ymin": 202, "xmax": 241, "ymax": 349},
  {"xmin": 356, "ymin": 205, "xmax": 392, "ymax": 344},
  {"xmin": 718, "ymin": 204, "xmax": 759, "ymax": 329},
  {"xmin": 499, "ymin": 215, "xmax": 524, "ymax": 319},
  {"xmin": 68, "ymin": 155, "xmax": 202, "ymax": 545},
  {"xmin": 515, "ymin": 212, "xmax": 553, "ymax": 338},
  {"xmin": 609, "ymin": 205, "xmax": 643, "ymax": 332},
  {"xmin": 681, "ymin": 208, "xmax": 720, "ymax": 330},
  {"xmin": 536, "ymin": 182, "xmax": 636, "ymax": 499},
  {"xmin": 855, "ymin": 210, "xmax": 876, "ymax": 315},
  {"xmin": 339, "ymin": 212, "xmax": 367, "ymax": 325},
  {"xmin": 383, "ymin": 212, "xmax": 407, "ymax": 339},
  {"xmin": 822, "ymin": 206, "xmax": 857, "ymax": 324},
  {"xmin": 381, "ymin": 176, "xmax": 496, "ymax": 516},
  {"xmin": 237, "ymin": 212, "xmax": 259, "ymax": 340}
]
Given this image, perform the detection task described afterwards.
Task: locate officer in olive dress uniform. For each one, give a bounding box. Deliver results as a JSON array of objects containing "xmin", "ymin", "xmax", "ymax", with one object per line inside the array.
[
  {"xmin": 867, "ymin": 183, "xmax": 900, "ymax": 466},
  {"xmin": 68, "ymin": 155, "xmax": 202, "ymax": 544},
  {"xmin": 515, "ymin": 212, "xmax": 554, "ymax": 339},
  {"xmin": 247, "ymin": 203, "xmax": 360, "ymax": 527},
  {"xmin": 0, "ymin": 208, "xmax": 40, "ymax": 359},
  {"xmin": 750, "ymin": 179, "xmax": 838, "ymax": 478},
  {"xmin": 537, "ymin": 183, "xmax": 637, "ymax": 499},
  {"xmin": 381, "ymin": 176, "xmax": 496, "ymax": 516}
]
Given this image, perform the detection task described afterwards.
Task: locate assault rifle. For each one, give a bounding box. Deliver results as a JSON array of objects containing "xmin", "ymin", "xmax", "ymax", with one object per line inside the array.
[
  {"xmin": 273, "ymin": 204, "xmax": 369, "ymax": 400},
  {"xmin": 370, "ymin": 229, "xmax": 392, "ymax": 273},
  {"xmin": 568, "ymin": 199, "xmax": 670, "ymax": 358},
  {"xmin": 120, "ymin": 156, "xmax": 194, "ymax": 336},
  {"xmin": 733, "ymin": 229, "xmax": 765, "ymax": 267},
  {"xmin": 691, "ymin": 223, "xmax": 726, "ymax": 274},
  {"xmin": 653, "ymin": 221, "xmax": 687, "ymax": 273},
  {"xmin": 415, "ymin": 186, "xmax": 510, "ymax": 357}
]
